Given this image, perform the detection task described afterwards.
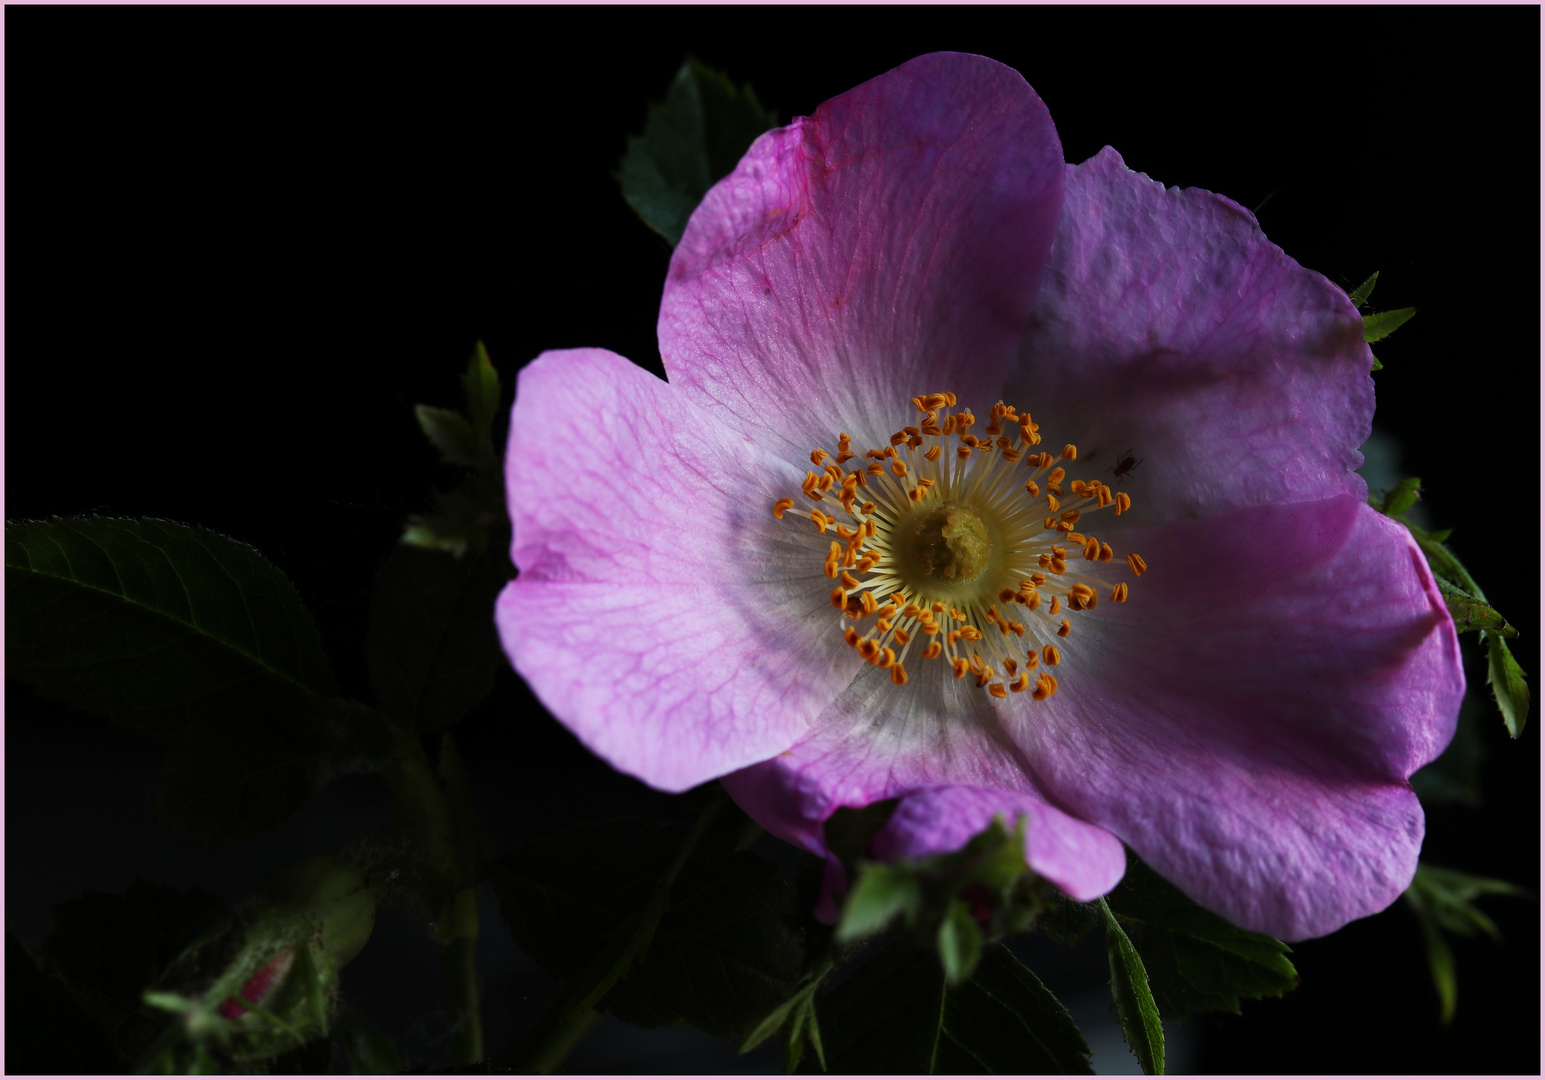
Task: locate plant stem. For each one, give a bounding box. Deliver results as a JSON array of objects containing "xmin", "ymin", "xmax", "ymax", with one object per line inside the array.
[{"xmin": 442, "ymin": 887, "xmax": 483, "ymax": 1065}]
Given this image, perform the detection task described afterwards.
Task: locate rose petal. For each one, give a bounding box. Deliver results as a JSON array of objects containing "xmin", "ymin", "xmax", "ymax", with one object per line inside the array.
[
  {"xmin": 1010, "ymin": 146, "xmax": 1374, "ymax": 526},
  {"xmin": 722, "ymin": 664, "xmax": 1122, "ymax": 902},
  {"xmin": 498, "ymin": 348, "xmax": 863, "ymax": 792},
  {"xmin": 870, "ymin": 785, "xmax": 1126, "ymax": 902},
  {"xmin": 1014, "ymin": 494, "xmax": 1462, "ymax": 939},
  {"xmin": 660, "ymin": 51, "xmax": 1065, "ymax": 457}
]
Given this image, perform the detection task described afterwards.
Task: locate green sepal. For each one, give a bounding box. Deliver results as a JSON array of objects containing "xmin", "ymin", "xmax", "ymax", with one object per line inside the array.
[
  {"xmin": 462, "ymin": 340, "xmax": 502, "ymax": 451},
  {"xmin": 401, "ymin": 472, "xmax": 504, "ymax": 556},
  {"xmin": 1435, "ymin": 576, "xmax": 1518, "ymax": 637},
  {"xmin": 832, "ymin": 815, "xmax": 1042, "ymax": 984},
  {"xmin": 739, "ymin": 956, "xmax": 832, "ymax": 1074},
  {"xmin": 1362, "ymin": 306, "xmax": 1416, "ymax": 342},
  {"xmin": 1403, "ymin": 862, "xmax": 1532, "ymax": 1024},
  {"xmin": 1370, "ymin": 351, "xmax": 1384, "ymax": 371},
  {"xmin": 1368, "ymin": 482, "xmax": 1530, "ymax": 736},
  {"xmin": 415, "ymin": 405, "xmax": 484, "ymax": 469},
  {"xmin": 1100, "ymin": 898, "xmax": 1165, "ymax": 1075},
  {"xmin": 1348, "ymin": 271, "xmax": 1379, "ymax": 307},
  {"xmin": 1379, "ymin": 475, "xmax": 1423, "ymax": 518},
  {"xmin": 616, "ymin": 57, "xmax": 778, "ymax": 246}
]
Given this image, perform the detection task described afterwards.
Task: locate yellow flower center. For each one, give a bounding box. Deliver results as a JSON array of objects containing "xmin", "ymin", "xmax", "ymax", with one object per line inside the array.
[{"xmin": 771, "ymin": 392, "xmax": 1147, "ymax": 699}]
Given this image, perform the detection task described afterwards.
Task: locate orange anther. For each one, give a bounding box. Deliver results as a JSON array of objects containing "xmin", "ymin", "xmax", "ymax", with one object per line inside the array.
[
  {"xmin": 957, "ymin": 446, "xmax": 973, "ymax": 461},
  {"xmin": 988, "ymin": 682, "xmax": 1007, "ymax": 699},
  {"xmin": 1083, "ymin": 537, "xmax": 1100, "ymax": 561},
  {"xmin": 1099, "ymin": 542, "xmax": 1114, "ymax": 562},
  {"xmin": 878, "ymin": 647, "xmax": 896, "ymax": 669},
  {"xmin": 890, "ymin": 663, "xmax": 908, "ymax": 686},
  {"xmin": 810, "ymin": 449, "xmax": 828, "ymax": 466},
  {"xmin": 1025, "ymin": 480, "xmax": 1040, "ymax": 498},
  {"xmin": 1061, "ymin": 509, "xmax": 1082, "ymax": 524},
  {"xmin": 1058, "ymin": 619, "xmax": 1072, "ymax": 637},
  {"xmin": 893, "ymin": 627, "xmax": 911, "ymax": 645},
  {"xmin": 890, "ymin": 459, "xmax": 908, "ymax": 477},
  {"xmin": 932, "ymin": 601, "xmax": 947, "ymax": 614},
  {"xmin": 1061, "ymin": 444, "xmax": 1077, "ymax": 460},
  {"xmin": 866, "ymin": 462, "xmax": 885, "ymax": 476},
  {"xmin": 1023, "ymin": 650, "xmax": 1039, "ymax": 669},
  {"xmin": 999, "ymin": 588, "xmax": 1016, "ymax": 604},
  {"xmin": 1115, "ymin": 492, "xmax": 1132, "ymax": 515},
  {"xmin": 843, "ymin": 627, "xmax": 860, "ymax": 647},
  {"xmin": 860, "ymin": 501, "xmax": 876, "ymax": 515},
  {"xmin": 1043, "ymin": 644, "xmax": 1060, "ymax": 666},
  {"xmin": 1111, "ymin": 583, "xmax": 1129, "ymax": 602},
  {"xmin": 1049, "ymin": 467, "xmax": 1066, "ymax": 485},
  {"xmin": 773, "ymin": 498, "xmax": 795, "ymax": 519},
  {"xmin": 840, "ymin": 571, "xmax": 860, "ymax": 591},
  {"xmin": 951, "ymin": 657, "xmax": 970, "ymax": 679},
  {"xmin": 861, "ymin": 592, "xmax": 878, "ymax": 616},
  {"xmin": 1049, "ymin": 596, "xmax": 1061, "ymax": 615},
  {"xmin": 830, "ymin": 587, "xmax": 847, "ymax": 609},
  {"xmin": 1009, "ymin": 673, "xmax": 1031, "ymax": 693},
  {"xmin": 924, "ymin": 642, "xmax": 942, "ymax": 659},
  {"xmin": 876, "ymin": 618, "xmax": 893, "ymax": 633},
  {"xmin": 1008, "ymin": 621, "xmax": 1026, "ymax": 636},
  {"xmin": 924, "ymin": 445, "xmax": 942, "ymax": 462},
  {"xmin": 1127, "ymin": 552, "xmax": 1148, "ymax": 576},
  {"xmin": 890, "ymin": 431, "xmax": 908, "ymax": 446},
  {"xmin": 1004, "ymin": 657, "xmax": 1019, "ymax": 676},
  {"xmin": 1046, "ymin": 494, "xmax": 1060, "ymax": 512},
  {"xmin": 811, "ymin": 510, "xmax": 832, "ymax": 533}
]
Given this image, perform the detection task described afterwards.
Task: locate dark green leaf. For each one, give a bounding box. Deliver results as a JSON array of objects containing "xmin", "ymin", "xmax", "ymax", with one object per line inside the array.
[
  {"xmin": 366, "ymin": 538, "xmax": 510, "ymax": 734},
  {"xmin": 1409, "ymin": 898, "xmax": 1459, "ymax": 1024},
  {"xmin": 1370, "ymin": 351, "xmax": 1384, "ymax": 371},
  {"xmin": 6, "ymin": 517, "xmax": 336, "ymax": 738},
  {"xmin": 461, "ymin": 341, "xmax": 502, "ymax": 453},
  {"xmin": 835, "ymin": 862, "xmax": 921, "ymax": 943},
  {"xmin": 935, "ymin": 901, "xmax": 982, "ymax": 986},
  {"xmin": 1486, "ymin": 632, "xmax": 1530, "ymax": 737},
  {"xmin": 1034, "ymin": 887, "xmax": 1101, "ymax": 947},
  {"xmin": 1103, "ymin": 856, "xmax": 1296, "ymax": 1022},
  {"xmin": 1347, "ymin": 271, "xmax": 1379, "ymax": 307},
  {"xmin": 616, "ymin": 58, "xmax": 778, "ymax": 246},
  {"xmin": 1101, "ymin": 900, "xmax": 1164, "ymax": 1075},
  {"xmin": 415, "ymin": 405, "xmax": 483, "ymax": 469},
  {"xmin": 6, "ymin": 933, "xmax": 123, "ymax": 1073},
  {"xmin": 1362, "ymin": 307, "xmax": 1416, "ymax": 342},
  {"xmin": 1413, "ymin": 533, "xmax": 1485, "ymax": 601},
  {"xmin": 492, "ymin": 817, "xmax": 805, "ymax": 1042},
  {"xmin": 43, "ymin": 880, "xmax": 232, "ymax": 1037},
  {"xmin": 335, "ymin": 1004, "xmax": 404, "ymax": 1074},
  {"xmin": 1411, "ymin": 694, "xmax": 1485, "ymax": 807},
  {"xmin": 809, "ymin": 940, "xmax": 1092, "ymax": 1074}
]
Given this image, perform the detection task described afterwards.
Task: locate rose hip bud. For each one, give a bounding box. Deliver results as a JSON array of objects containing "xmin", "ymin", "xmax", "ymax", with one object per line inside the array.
[
  {"xmin": 216, "ymin": 947, "xmax": 296, "ymax": 1019},
  {"xmin": 259, "ymin": 855, "xmax": 375, "ymax": 965}
]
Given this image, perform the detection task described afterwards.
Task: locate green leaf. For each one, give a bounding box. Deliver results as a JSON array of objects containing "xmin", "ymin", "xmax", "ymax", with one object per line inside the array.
[
  {"xmin": 1348, "ymin": 270, "xmax": 1379, "ymax": 307},
  {"xmin": 1370, "ymin": 351, "xmax": 1384, "ymax": 371},
  {"xmin": 1362, "ymin": 306, "xmax": 1416, "ymax": 342},
  {"xmin": 461, "ymin": 341, "xmax": 502, "ymax": 452},
  {"xmin": 835, "ymin": 862, "xmax": 921, "ymax": 943},
  {"xmin": 616, "ymin": 58, "xmax": 778, "ymax": 246},
  {"xmin": 808, "ymin": 940, "xmax": 1093, "ymax": 1074},
  {"xmin": 1404, "ymin": 862, "xmax": 1532, "ymax": 1024},
  {"xmin": 1103, "ymin": 856, "xmax": 1297, "ymax": 1022},
  {"xmin": 415, "ymin": 404, "xmax": 484, "ymax": 468},
  {"xmin": 1486, "ymin": 632, "xmax": 1530, "ymax": 737},
  {"xmin": 491, "ymin": 816, "xmax": 806, "ymax": 1042},
  {"xmin": 1101, "ymin": 899, "xmax": 1165, "ymax": 1074},
  {"xmin": 6, "ymin": 517, "xmax": 337, "ymax": 736},
  {"xmin": 6, "ymin": 934, "xmax": 123, "ymax": 1073},
  {"xmin": 366, "ymin": 537, "xmax": 510, "ymax": 734}
]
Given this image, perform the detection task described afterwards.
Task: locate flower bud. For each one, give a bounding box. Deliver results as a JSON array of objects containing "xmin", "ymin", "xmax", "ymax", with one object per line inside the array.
[{"xmin": 259, "ymin": 855, "xmax": 375, "ymax": 965}]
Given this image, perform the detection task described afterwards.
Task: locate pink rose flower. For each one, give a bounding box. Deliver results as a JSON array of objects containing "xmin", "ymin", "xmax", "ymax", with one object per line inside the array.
[{"xmin": 495, "ymin": 52, "xmax": 1463, "ymax": 941}]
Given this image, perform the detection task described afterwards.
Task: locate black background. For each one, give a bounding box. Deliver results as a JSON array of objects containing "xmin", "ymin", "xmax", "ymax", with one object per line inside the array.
[{"xmin": 6, "ymin": 6, "xmax": 1540, "ymax": 1074}]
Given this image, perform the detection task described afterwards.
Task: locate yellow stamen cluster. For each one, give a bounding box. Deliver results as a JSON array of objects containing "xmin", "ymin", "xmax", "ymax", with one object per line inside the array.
[{"xmin": 773, "ymin": 392, "xmax": 1148, "ymax": 699}]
